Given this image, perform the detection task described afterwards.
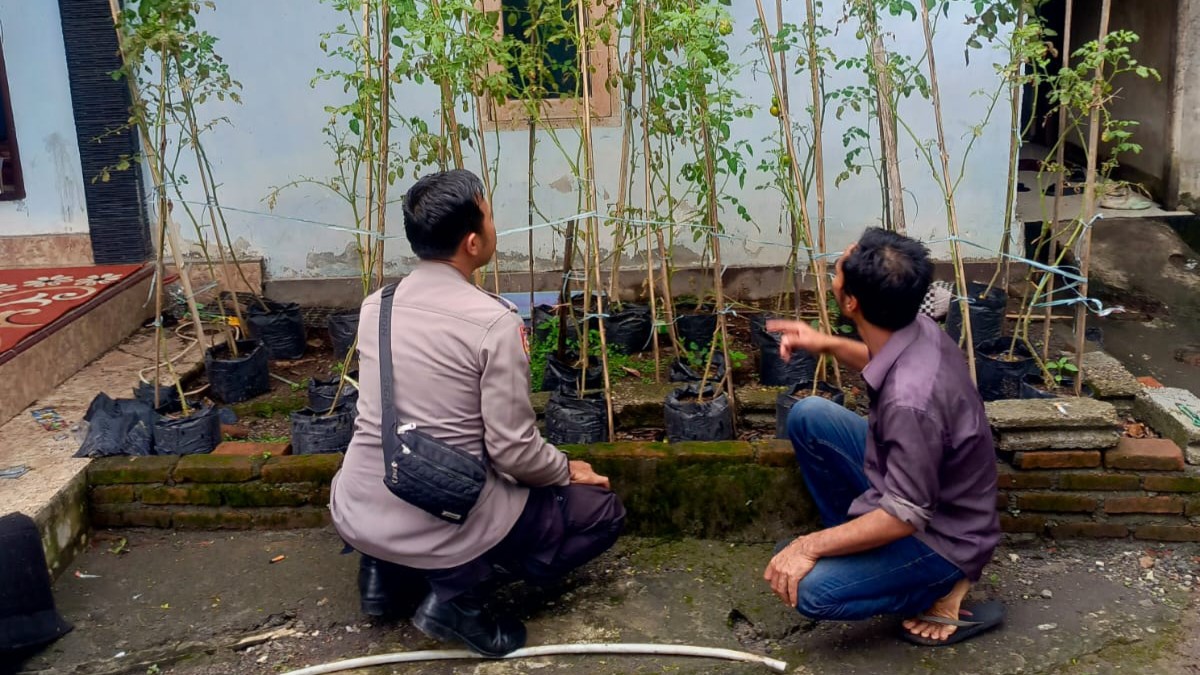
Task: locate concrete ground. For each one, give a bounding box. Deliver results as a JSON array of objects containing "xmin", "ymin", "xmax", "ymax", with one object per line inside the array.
[{"xmin": 12, "ymin": 529, "xmax": 1200, "ymax": 675}]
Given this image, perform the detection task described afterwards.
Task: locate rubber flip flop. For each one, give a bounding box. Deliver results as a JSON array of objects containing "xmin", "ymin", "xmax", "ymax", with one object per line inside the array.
[{"xmin": 900, "ymin": 600, "xmax": 1006, "ymax": 647}]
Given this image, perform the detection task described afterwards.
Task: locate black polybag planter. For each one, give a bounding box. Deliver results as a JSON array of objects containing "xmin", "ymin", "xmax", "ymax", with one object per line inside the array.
[
  {"xmin": 758, "ymin": 332, "xmax": 817, "ymax": 386},
  {"xmin": 676, "ymin": 308, "xmax": 717, "ymax": 350},
  {"xmin": 205, "ymin": 340, "xmax": 270, "ymax": 403},
  {"xmin": 291, "ymin": 407, "xmax": 355, "ymax": 455},
  {"xmin": 545, "ymin": 390, "xmax": 609, "ymax": 445},
  {"xmin": 246, "ymin": 300, "xmax": 307, "ymax": 360},
  {"xmin": 946, "ymin": 281, "xmax": 1006, "ymax": 347},
  {"xmin": 664, "ymin": 384, "xmax": 734, "ymax": 442},
  {"xmin": 153, "ymin": 405, "xmax": 221, "ymax": 456},
  {"xmin": 605, "ymin": 304, "xmax": 653, "ymax": 354},
  {"xmin": 749, "ymin": 314, "xmax": 777, "ymax": 350},
  {"xmin": 975, "ymin": 337, "xmax": 1038, "ymax": 401},
  {"xmin": 327, "ymin": 311, "xmax": 360, "ymax": 360},
  {"xmin": 308, "ymin": 373, "xmax": 359, "ymax": 414},
  {"xmin": 669, "ymin": 352, "xmax": 726, "ymax": 383},
  {"xmin": 775, "ymin": 381, "xmax": 846, "ymax": 439},
  {"xmin": 541, "ymin": 353, "xmax": 604, "ymax": 393},
  {"xmin": 133, "ymin": 381, "xmax": 182, "ymax": 414},
  {"xmin": 73, "ymin": 393, "xmax": 156, "ymax": 458}
]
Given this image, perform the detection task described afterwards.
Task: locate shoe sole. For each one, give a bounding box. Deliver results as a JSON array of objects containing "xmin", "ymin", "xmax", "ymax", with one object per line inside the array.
[
  {"xmin": 412, "ymin": 611, "xmax": 522, "ymax": 658},
  {"xmin": 360, "ymin": 599, "xmax": 391, "ymax": 618}
]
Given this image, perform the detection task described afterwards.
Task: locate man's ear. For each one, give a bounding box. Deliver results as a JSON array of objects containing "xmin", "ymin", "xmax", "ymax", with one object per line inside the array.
[
  {"xmin": 462, "ymin": 231, "xmax": 480, "ymax": 257},
  {"xmin": 841, "ymin": 292, "xmax": 859, "ymax": 318}
]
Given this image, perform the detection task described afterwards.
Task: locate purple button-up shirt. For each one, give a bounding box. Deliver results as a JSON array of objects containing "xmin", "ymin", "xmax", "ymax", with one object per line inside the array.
[{"xmin": 847, "ymin": 315, "xmax": 1001, "ymax": 581}]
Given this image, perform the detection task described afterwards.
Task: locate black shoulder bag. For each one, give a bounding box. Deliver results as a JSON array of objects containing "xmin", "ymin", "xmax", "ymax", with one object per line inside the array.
[{"xmin": 378, "ymin": 283, "xmax": 488, "ymax": 524}]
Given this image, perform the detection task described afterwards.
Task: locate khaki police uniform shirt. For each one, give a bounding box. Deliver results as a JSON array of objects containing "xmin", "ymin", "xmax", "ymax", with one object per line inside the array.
[{"xmin": 330, "ymin": 261, "xmax": 570, "ymax": 569}]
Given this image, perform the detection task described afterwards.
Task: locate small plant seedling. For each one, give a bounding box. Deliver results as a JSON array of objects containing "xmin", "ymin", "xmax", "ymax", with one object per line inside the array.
[{"xmin": 1046, "ymin": 356, "xmax": 1079, "ymax": 384}]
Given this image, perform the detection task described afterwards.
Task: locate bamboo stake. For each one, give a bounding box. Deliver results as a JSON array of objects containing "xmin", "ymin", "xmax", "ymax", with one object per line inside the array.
[
  {"xmin": 918, "ymin": 0, "xmax": 976, "ymax": 382},
  {"xmin": 638, "ymin": 0, "xmax": 661, "ymax": 383},
  {"xmin": 862, "ymin": 4, "xmax": 905, "ymax": 234},
  {"xmin": 360, "ymin": 0, "xmax": 377, "ymax": 290},
  {"xmin": 1073, "ymin": 0, "xmax": 1111, "ymax": 396},
  {"xmin": 374, "ymin": 0, "xmax": 391, "ymax": 290},
  {"xmin": 984, "ymin": 7, "xmax": 1026, "ymax": 300},
  {"xmin": 527, "ymin": 119, "xmax": 537, "ymax": 326},
  {"xmin": 107, "ymin": 1, "xmax": 210, "ymax": 366},
  {"xmin": 803, "ymin": 0, "xmax": 832, "ymax": 380},
  {"xmin": 1045, "ymin": 0, "xmax": 1074, "ymax": 364},
  {"xmin": 575, "ymin": 0, "xmax": 615, "ymax": 439},
  {"xmin": 606, "ymin": 47, "xmax": 638, "ymax": 302},
  {"xmin": 752, "ymin": 0, "xmax": 836, "ymax": 379}
]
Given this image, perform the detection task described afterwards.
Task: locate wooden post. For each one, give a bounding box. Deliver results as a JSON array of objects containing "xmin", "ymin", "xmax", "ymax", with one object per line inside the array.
[
  {"xmin": 1073, "ymin": 0, "xmax": 1112, "ymax": 395},
  {"xmin": 639, "ymin": 0, "xmax": 662, "ymax": 382}
]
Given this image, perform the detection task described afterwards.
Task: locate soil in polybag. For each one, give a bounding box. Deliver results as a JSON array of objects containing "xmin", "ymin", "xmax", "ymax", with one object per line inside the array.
[
  {"xmin": 73, "ymin": 393, "xmax": 156, "ymax": 458},
  {"xmin": 605, "ymin": 304, "xmax": 653, "ymax": 354},
  {"xmin": 775, "ymin": 381, "xmax": 846, "ymax": 439},
  {"xmin": 541, "ymin": 353, "xmax": 604, "ymax": 393},
  {"xmin": 675, "ymin": 308, "xmax": 717, "ymax": 350},
  {"xmin": 291, "ymin": 407, "xmax": 355, "ymax": 455},
  {"xmin": 133, "ymin": 382, "xmax": 183, "ymax": 414},
  {"xmin": 975, "ymin": 337, "xmax": 1038, "ymax": 402},
  {"xmin": 669, "ymin": 351, "xmax": 726, "ymax": 383},
  {"xmin": 327, "ymin": 311, "xmax": 360, "ymax": 360},
  {"xmin": 308, "ymin": 373, "xmax": 359, "ymax": 414},
  {"xmin": 246, "ymin": 299, "xmax": 307, "ymax": 360},
  {"xmin": 946, "ymin": 281, "xmax": 1006, "ymax": 347},
  {"xmin": 205, "ymin": 339, "xmax": 270, "ymax": 403},
  {"xmin": 664, "ymin": 383, "xmax": 733, "ymax": 442},
  {"xmin": 758, "ymin": 331, "xmax": 817, "ymax": 386},
  {"xmin": 545, "ymin": 390, "xmax": 609, "ymax": 445},
  {"xmin": 154, "ymin": 404, "xmax": 222, "ymax": 456}
]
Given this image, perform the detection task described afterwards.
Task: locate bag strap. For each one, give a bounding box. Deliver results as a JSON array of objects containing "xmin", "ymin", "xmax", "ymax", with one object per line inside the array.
[{"xmin": 378, "ymin": 283, "xmax": 402, "ymax": 467}]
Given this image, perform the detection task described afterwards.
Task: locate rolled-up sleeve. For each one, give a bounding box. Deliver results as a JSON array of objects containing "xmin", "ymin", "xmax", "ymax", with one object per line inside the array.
[
  {"xmin": 478, "ymin": 313, "xmax": 570, "ymax": 487},
  {"xmin": 876, "ymin": 405, "xmax": 944, "ymax": 532}
]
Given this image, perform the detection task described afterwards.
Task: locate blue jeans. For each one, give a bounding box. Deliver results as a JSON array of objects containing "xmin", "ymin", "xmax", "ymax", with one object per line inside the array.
[{"xmin": 785, "ymin": 397, "xmax": 964, "ymax": 620}]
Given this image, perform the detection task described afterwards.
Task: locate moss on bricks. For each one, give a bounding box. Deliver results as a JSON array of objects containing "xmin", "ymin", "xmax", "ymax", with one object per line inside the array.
[
  {"xmin": 735, "ymin": 386, "xmax": 787, "ymax": 412},
  {"xmin": 753, "ymin": 439, "xmax": 795, "ymax": 467},
  {"xmin": 90, "ymin": 485, "xmax": 136, "ymax": 504},
  {"xmin": 218, "ymin": 483, "xmax": 316, "ymax": 508},
  {"xmin": 172, "ymin": 508, "xmax": 255, "ymax": 530},
  {"xmin": 668, "ymin": 441, "xmax": 755, "ymax": 463},
  {"xmin": 231, "ymin": 392, "xmax": 307, "ymax": 419},
  {"xmin": 250, "ymin": 508, "xmax": 331, "ymax": 529},
  {"xmin": 139, "ymin": 485, "xmax": 223, "ymax": 507},
  {"xmin": 173, "ymin": 455, "xmax": 258, "ymax": 483},
  {"xmin": 260, "ymin": 454, "xmax": 343, "ymax": 484},
  {"xmin": 92, "ymin": 504, "xmax": 173, "ymax": 528},
  {"xmin": 563, "ymin": 442, "xmax": 671, "ymax": 460},
  {"xmin": 88, "ymin": 456, "xmax": 179, "ymax": 485}
]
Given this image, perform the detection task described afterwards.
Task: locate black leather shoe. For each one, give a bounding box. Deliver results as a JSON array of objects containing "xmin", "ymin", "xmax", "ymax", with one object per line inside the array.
[
  {"xmin": 358, "ymin": 555, "xmax": 428, "ymax": 619},
  {"xmin": 412, "ymin": 592, "xmax": 527, "ymax": 657}
]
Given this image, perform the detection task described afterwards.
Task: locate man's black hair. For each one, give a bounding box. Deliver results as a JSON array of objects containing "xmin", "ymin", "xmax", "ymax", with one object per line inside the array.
[
  {"xmin": 841, "ymin": 227, "xmax": 933, "ymax": 331},
  {"xmin": 403, "ymin": 169, "xmax": 486, "ymax": 260}
]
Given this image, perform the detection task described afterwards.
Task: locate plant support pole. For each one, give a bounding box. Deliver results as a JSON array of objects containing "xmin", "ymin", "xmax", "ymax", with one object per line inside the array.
[
  {"xmin": 1073, "ymin": 0, "xmax": 1112, "ymax": 396},
  {"xmin": 1046, "ymin": 0, "xmax": 1074, "ymax": 364},
  {"xmin": 918, "ymin": 0, "xmax": 976, "ymax": 382},
  {"xmin": 575, "ymin": 0, "xmax": 615, "ymax": 438},
  {"xmin": 638, "ymin": 0, "xmax": 661, "ymax": 382}
]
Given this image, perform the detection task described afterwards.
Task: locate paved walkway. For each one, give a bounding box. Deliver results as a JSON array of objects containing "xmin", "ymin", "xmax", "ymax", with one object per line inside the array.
[{"xmin": 14, "ymin": 529, "xmax": 1199, "ymax": 674}]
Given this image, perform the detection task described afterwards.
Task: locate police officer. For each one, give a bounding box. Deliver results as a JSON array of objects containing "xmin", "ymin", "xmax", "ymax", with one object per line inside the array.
[{"xmin": 330, "ymin": 169, "xmax": 625, "ymax": 657}]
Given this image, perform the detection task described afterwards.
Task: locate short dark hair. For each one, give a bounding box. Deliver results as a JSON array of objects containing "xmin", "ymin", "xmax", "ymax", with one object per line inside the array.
[
  {"xmin": 841, "ymin": 227, "xmax": 933, "ymax": 331},
  {"xmin": 402, "ymin": 169, "xmax": 486, "ymax": 260}
]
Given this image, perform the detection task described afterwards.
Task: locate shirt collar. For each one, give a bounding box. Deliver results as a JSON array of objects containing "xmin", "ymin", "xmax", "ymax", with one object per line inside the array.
[
  {"xmin": 861, "ymin": 316, "xmax": 925, "ymax": 391},
  {"xmin": 414, "ymin": 259, "xmax": 472, "ymax": 283}
]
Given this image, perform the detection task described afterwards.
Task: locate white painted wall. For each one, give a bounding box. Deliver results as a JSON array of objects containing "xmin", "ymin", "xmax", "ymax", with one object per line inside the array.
[
  {"xmin": 169, "ymin": 1, "xmax": 1013, "ymax": 280},
  {"xmin": 0, "ymin": 1, "xmax": 88, "ymax": 238}
]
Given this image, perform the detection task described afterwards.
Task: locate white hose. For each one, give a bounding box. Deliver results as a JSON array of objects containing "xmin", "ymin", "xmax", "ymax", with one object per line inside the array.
[{"xmin": 278, "ymin": 643, "xmax": 789, "ymax": 674}]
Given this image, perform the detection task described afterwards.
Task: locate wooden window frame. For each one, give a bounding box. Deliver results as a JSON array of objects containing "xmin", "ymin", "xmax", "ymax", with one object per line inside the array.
[
  {"xmin": 0, "ymin": 44, "xmax": 26, "ymax": 201},
  {"xmin": 478, "ymin": 0, "xmax": 617, "ymax": 130}
]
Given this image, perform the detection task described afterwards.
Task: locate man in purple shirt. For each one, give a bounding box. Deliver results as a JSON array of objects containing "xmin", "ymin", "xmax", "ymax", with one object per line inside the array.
[{"xmin": 766, "ymin": 228, "xmax": 1003, "ymax": 646}]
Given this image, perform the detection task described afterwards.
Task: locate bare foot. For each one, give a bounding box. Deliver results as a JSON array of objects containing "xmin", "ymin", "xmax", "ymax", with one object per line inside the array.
[{"xmin": 902, "ymin": 578, "xmax": 971, "ymax": 642}]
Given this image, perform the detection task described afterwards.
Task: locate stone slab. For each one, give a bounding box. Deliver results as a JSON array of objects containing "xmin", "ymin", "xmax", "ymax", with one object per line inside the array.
[
  {"xmin": 1081, "ymin": 351, "xmax": 1143, "ymax": 400},
  {"xmin": 1134, "ymin": 388, "xmax": 1200, "ymax": 458},
  {"xmin": 986, "ymin": 398, "xmax": 1121, "ymax": 431},
  {"xmin": 996, "ymin": 428, "xmax": 1122, "ymax": 451}
]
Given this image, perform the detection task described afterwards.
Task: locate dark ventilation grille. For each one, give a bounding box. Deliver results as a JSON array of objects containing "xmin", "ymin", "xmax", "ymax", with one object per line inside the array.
[{"xmin": 57, "ymin": 0, "xmax": 151, "ymax": 264}]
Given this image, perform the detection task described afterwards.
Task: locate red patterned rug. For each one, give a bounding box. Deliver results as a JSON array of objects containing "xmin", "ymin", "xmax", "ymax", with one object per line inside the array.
[{"xmin": 0, "ymin": 265, "xmax": 145, "ymax": 352}]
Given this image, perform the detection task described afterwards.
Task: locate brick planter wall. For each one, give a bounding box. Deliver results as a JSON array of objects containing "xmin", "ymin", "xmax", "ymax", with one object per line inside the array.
[{"xmin": 86, "ymin": 440, "xmax": 818, "ymax": 541}]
